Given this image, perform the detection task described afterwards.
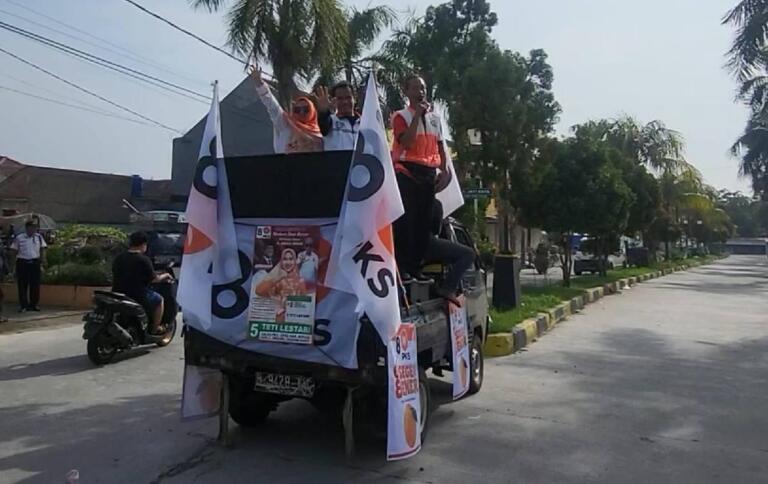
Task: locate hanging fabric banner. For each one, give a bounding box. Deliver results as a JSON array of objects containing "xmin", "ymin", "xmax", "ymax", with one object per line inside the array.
[
  {"xmin": 449, "ymin": 297, "xmax": 470, "ymax": 400},
  {"xmin": 180, "ymin": 364, "xmax": 223, "ymax": 420},
  {"xmin": 387, "ymin": 322, "xmax": 422, "ymax": 460}
]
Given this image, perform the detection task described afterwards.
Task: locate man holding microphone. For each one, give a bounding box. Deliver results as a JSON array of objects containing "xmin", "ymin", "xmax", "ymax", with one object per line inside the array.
[{"xmin": 391, "ymin": 74, "xmax": 448, "ymax": 283}]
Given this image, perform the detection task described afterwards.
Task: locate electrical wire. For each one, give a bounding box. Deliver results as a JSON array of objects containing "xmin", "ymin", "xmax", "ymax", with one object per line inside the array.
[
  {"xmin": 0, "ymin": 84, "xmax": 159, "ymax": 127},
  {"xmin": 121, "ymin": 0, "xmax": 247, "ymax": 64},
  {"xmin": 0, "ymin": 71, "xmax": 135, "ymax": 114},
  {"xmin": 0, "ymin": 45, "xmax": 182, "ymax": 133},
  {"xmin": 0, "ymin": 20, "xmax": 211, "ymax": 103},
  {"xmin": 119, "ymin": 0, "xmax": 276, "ymax": 82},
  {"xmin": 2, "ymin": 0, "xmax": 190, "ymax": 75}
]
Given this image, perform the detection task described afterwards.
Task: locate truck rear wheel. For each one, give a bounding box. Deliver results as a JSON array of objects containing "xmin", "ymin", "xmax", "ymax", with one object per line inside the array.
[
  {"xmin": 467, "ymin": 333, "xmax": 484, "ymax": 395},
  {"xmin": 228, "ymin": 376, "xmax": 276, "ymax": 427}
]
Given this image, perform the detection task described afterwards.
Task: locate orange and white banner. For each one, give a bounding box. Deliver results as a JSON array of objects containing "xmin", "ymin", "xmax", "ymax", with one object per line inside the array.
[
  {"xmin": 178, "ymin": 81, "xmax": 241, "ymax": 329},
  {"xmin": 387, "ymin": 323, "xmax": 422, "ymax": 460},
  {"xmin": 180, "ymin": 364, "xmax": 222, "ymax": 420},
  {"xmin": 325, "ymin": 72, "xmax": 404, "ymax": 342},
  {"xmin": 449, "ymin": 297, "xmax": 470, "ymax": 400},
  {"xmin": 435, "ymin": 141, "xmax": 464, "ymax": 217}
]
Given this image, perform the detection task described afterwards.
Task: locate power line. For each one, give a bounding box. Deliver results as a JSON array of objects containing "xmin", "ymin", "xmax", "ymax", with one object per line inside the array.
[
  {"xmin": 120, "ymin": 0, "xmax": 277, "ymax": 82},
  {"xmin": 0, "ymin": 71, "xmax": 135, "ymax": 114},
  {"xmin": 0, "ymin": 84, "xmax": 158, "ymax": 127},
  {"xmin": 121, "ymin": 0, "xmax": 247, "ymax": 64},
  {"xmin": 2, "ymin": 0, "xmax": 193, "ymax": 77},
  {"xmin": 0, "ymin": 23, "xmax": 271, "ymax": 129},
  {"xmin": 0, "ymin": 20, "xmax": 211, "ymax": 103},
  {"xmin": 0, "ymin": 2, "xmax": 210, "ymax": 90},
  {"xmin": 0, "ymin": 45, "xmax": 182, "ymax": 133}
]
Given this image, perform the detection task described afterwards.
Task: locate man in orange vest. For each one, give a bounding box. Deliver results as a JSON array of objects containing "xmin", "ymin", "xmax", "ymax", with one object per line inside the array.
[{"xmin": 391, "ymin": 74, "xmax": 448, "ymax": 283}]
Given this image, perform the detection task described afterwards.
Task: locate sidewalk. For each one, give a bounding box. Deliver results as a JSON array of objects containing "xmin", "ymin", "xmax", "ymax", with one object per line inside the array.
[{"xmin": 0, "ymin": 306, "xmax": 85, "ymax": 335}]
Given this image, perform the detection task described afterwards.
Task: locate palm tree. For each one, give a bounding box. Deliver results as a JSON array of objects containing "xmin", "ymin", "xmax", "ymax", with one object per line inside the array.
[
  {"xmin": 314, "ymin": 6, "xmax": 400, "ymax": 115},
  {"xmin": 723, "ymin": 1, "xmax": 768, "ymax": 198},
  {"xmin": 723, "ymin": 0, "xmax": 768, "ymax": 82},
  {"xmin": 191, "ymin": 0, "xmax": 348, "ymax": 107},
  {"xmin": 731, "ymin": 114, "xmax": 768, "ymax": 197},
  {"xmin": 572, "ymin": 117, "xmax": 687, "ymax": 174},
  {"xmin": 339, "ymin": 6, "xmax": 397, "ymax": 85}
]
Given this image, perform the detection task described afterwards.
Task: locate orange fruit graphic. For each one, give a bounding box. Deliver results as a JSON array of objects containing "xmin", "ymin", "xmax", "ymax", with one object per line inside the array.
[
  {"xmin": 196, "ymin": 376, "xmax": 221, "ymax": 413},
  {"xmin": 459, "ymin": 357, "xmax": 469, "ymax": 388},
  {"xmin": 403, "ymin": 403, "xmax": 419, "ymax": 448}
]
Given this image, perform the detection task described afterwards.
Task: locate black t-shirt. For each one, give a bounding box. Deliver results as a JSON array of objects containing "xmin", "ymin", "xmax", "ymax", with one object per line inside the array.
[{"xmin": 112, "ymin": 251, "xmax": 155, "ymax": 302}]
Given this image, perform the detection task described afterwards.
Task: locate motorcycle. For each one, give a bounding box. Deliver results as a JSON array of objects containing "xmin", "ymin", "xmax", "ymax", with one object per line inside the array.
[{"xmin": 82, "ymin": 264, "xmax": 178, "ymax": 365}]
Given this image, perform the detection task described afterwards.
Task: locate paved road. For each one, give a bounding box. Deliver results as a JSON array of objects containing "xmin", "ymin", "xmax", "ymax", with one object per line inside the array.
[{"xmin": 0, "ymin": 256, "xmax": 766, "ymax": 483}]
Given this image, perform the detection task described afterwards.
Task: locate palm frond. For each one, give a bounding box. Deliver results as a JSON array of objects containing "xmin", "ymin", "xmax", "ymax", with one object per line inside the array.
[
  {"xmin": 189, "ymin": 0, "xmax": 228, "ymax": 13},
  {"xmin": 348, "ymin": 6, "xmax": 397, "ymax": 58},
  {"xmin": 308, "ymin": 0, "xmax": 348, "ymax": 76},
  {"xmin": 225, "ymin": 0, "xmax": 272, "ymax": 59},
  {"xmin": 723, "ymin": 0, "xmax": 768, "ymax": 81}
]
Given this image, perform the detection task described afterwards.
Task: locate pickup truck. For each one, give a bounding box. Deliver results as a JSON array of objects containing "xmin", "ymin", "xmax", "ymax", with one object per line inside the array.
[{"xmin": 183, "ymin": 152, "xmax": 490, "ymax": 448}]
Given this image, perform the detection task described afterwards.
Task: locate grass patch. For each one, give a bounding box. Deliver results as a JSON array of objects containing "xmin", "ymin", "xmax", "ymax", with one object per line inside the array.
[
  {"xmin": 489, "ymin": 255, "xmax": 720, "ymax": 334},
  {"xmin": 490, "ymin": 293, "xmax": 563, "ymax": 334}
]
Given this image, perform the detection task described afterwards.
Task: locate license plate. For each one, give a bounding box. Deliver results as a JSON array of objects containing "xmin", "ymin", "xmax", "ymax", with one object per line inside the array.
[{"xmin": 253, "ymin": 372, "xmax": 315, "ymax": 398}]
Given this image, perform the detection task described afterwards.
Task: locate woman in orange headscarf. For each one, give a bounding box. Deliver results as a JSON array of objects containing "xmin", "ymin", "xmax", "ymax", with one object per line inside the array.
[
  {"xmin": 254, "ymin": 248, "xmax": 309, "ymax": 322},
  {"xmin": 250, "ymin": 65, "xmax": 323, "ymax": 154}
]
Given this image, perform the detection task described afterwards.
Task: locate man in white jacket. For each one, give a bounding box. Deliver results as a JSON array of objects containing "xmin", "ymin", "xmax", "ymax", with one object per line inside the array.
[{"xmin": 314, "ymin": 81, "xmax": 360, "ymax": 151}]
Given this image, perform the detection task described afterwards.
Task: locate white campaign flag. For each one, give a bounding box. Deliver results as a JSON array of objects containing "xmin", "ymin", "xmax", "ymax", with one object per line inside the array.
[
  {"xmin": 325, "ymin": 72, "xmax": 404, "ymax": 343},
  {"xmin": 178, "ymin": 81, "xmax": 241, "ymax": 329},
  {"xmin": 435, "ymin": 141, "xmax": 464, "ymax": 216}
]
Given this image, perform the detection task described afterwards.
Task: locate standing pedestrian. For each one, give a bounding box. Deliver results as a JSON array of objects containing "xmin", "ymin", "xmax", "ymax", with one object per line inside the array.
[
  {"xmin": 390, "ymin": 74, "xmax": 448, "ymax": 282},
  {"xmin": 11, "ymin": 221, "xmax": 47, "ymax": 312}
]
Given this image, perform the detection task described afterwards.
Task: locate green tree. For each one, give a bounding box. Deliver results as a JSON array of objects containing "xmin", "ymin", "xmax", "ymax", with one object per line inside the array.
[
  {"xmin": 378, "ymin": 0, "xmax": 498, "ymax": 103},
  {"xmin": 525, "ymin": 135, "xmax": 633, "ymax": 285},
  {"xmin": 730, "ymin": 116, "xmax": 768, "ymax": 198},
  {"xmin": 574, "ymin": 116, "xmax": 687, "ymax": 173},
  {"xmin": 717, "ymin": 190, "xmax": 766, "ymax": 237},
  {"xmin": 192, "ymin": 0, "xmax": 348, "ymax": 106},
  {"xmin": 723, "ymin": 1, "xmax": 768, "ymax": 198},
  {"xmin": 448, "ymin": 47, "xmax": 560, "ymax": 250},
  {"xmin": 316, "ymin": 6, "xmax": 397, "ymax": 90}
]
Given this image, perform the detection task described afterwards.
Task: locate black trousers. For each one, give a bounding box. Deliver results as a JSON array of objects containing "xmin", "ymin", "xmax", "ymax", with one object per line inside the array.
[
  {"xmin": 16, "ymin": 259, "xmax": 41, "ymax": 309},
  {"xmin": 394, "ymin": 166, "xmax": 436, "ymax": 276},
  {"xmin": 424, "ymin": 237, "xmax": 475, "ymax": 292}
]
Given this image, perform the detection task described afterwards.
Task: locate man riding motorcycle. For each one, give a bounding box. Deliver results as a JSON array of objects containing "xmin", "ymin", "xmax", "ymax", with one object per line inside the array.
[{"xmin": 112, "ymin": 231, "xmax": 172, "ymax": 334}]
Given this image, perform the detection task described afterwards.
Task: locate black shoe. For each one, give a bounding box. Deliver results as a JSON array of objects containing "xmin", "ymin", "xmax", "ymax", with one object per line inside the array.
[
  {"xmin": 30, "ymin": 306, "xmax": 41, "ymax": 312},
  {"xmin": 18, "ymin": 307, "xmax": 26, "ymax": 313}
]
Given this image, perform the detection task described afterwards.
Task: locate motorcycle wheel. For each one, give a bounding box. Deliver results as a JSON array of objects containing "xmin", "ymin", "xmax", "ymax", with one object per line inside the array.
[
  {"xmin": 155, "ymin": 316, "xmax": 177, "ymax": 347},
  {"xmin": 87, "ymin": 334, "xmax": 117, "ymax": 366}
]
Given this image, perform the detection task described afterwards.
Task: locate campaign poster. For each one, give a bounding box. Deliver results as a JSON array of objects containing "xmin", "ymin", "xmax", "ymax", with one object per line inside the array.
[
  {"xmin": 387, "ymin": 323, "xmax": 422, "ymax": 461},
  {"xmin": 248, "ymin": 225, "xmax": 329, "ymax": 345},
  {"xmin": 449, "ymin": 297, "xmax": 470, "ymax": 400},
  {"xmin": 180, "ymin": 364, "xmax": 222, "ymax": 420}
]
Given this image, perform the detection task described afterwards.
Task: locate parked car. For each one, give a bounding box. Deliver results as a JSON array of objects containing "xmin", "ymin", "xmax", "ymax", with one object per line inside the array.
[{"xmin": 574, "ymin": 252, "xmax": 626, "ymax": 275}]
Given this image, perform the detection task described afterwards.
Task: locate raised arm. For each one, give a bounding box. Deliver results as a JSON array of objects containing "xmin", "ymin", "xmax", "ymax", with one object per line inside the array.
[{"xmin": 250, "ymin": 65, "xmax": 284, "ymax": 126}]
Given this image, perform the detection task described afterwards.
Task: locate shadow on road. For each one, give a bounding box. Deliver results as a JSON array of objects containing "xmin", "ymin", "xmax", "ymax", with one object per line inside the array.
[
  {"xmin": 0, "ymin": 355, "xmax": 93, "ymax": 382},
  {"xmin": 0, "ymin": 393, "xmax": 208, "ymax": 484},
  {"xmin": 0, "ymin": 349, "xmax": 151, "ymax": 382}
]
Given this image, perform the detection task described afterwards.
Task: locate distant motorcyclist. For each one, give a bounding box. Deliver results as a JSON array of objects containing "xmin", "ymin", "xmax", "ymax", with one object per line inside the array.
[{"xmin": 112, "ymin": 231, "xmax": 172, "ymax": 334}]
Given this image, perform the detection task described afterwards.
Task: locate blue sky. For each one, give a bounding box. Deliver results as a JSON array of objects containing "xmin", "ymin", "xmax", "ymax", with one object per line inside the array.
[{"xmin": 0, "ymin": 0, "xmax": 751, "ymax": 193}]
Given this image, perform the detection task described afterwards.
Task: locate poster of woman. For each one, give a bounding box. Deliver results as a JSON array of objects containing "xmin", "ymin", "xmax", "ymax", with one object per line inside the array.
[{"xmin": 248, "ymin": 226, "xmax": 329, "ymax": 344}]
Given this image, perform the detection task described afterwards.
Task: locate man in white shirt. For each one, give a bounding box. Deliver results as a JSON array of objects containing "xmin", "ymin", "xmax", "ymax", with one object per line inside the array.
[
  {"xmin": 315, "ymin": 81, "xmax": 360, "ymax": 151},
  {"xmin": 297, "ymin": 237, "xmax": 320, "ymax": 284},
  {"xmin": 11, "ymin": 221, "xmax": 47, "ymax": 312}
]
